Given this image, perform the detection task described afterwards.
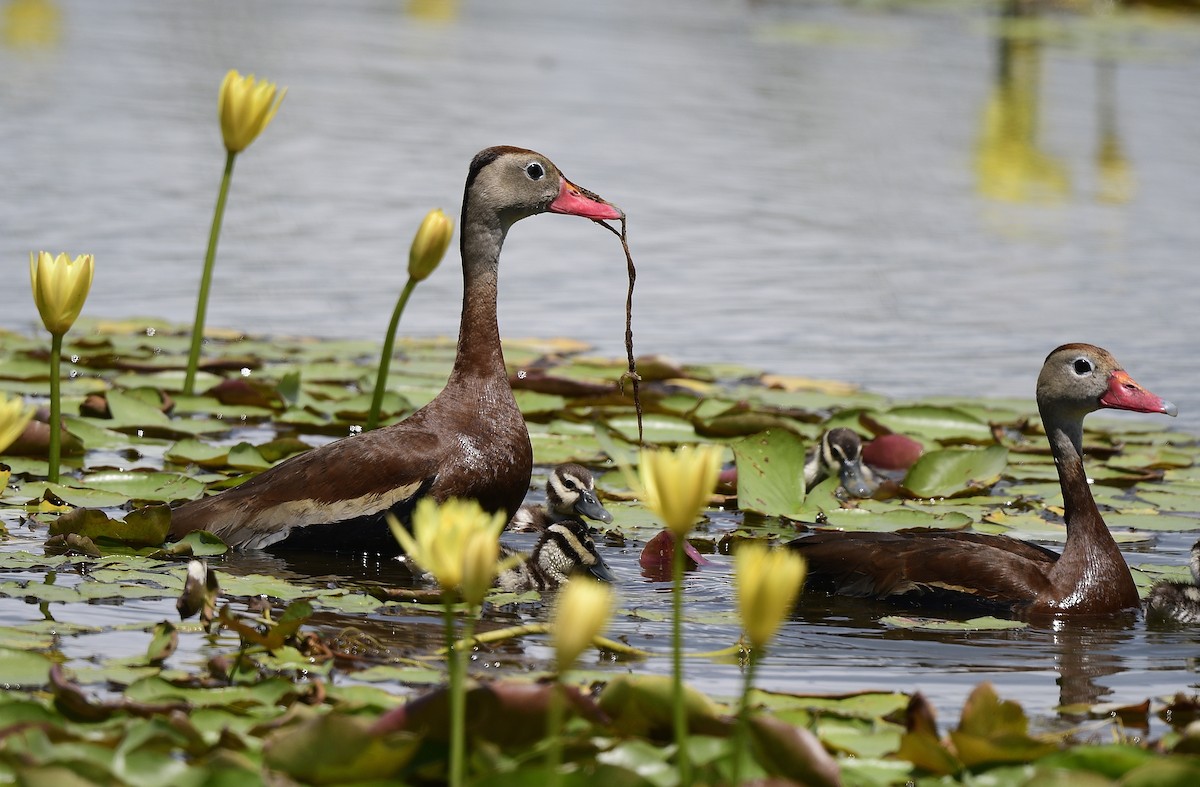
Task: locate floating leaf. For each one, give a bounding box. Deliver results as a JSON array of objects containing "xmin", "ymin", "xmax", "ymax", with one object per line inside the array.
[
  {"xmin": 50, "ymin": 504, "xmax": 171, "ymax": 547},
  {"xmin": 732, "ymin": 429, "xmax": 808, "ymax": 518},
  {"xmin": 903, "ymin": 445, "xmax": 1009, "ymax": 499},
  {"xmin": 867, "ymin": 405, "xmax": 994, "ymax": 444},
  {"xmin": 880, "ymin": 616, "xmax": 1028, "ymax": 631},
  {"xmin": 0, "ymin": 646, "xmax": 53, "ymax": 687}
]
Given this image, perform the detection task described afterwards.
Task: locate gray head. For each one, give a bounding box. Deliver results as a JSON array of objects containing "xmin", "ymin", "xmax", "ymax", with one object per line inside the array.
[
  {"xmin": 464, "ymin": 146, "xmax": 622, "ymax": 234},
  {"xmin": 546, "ymin": 463, "xmax": 614, "ymax": 524},
  {"xmin": 532, "ymin": 519, "xmax": 616, "ymax": 586}
]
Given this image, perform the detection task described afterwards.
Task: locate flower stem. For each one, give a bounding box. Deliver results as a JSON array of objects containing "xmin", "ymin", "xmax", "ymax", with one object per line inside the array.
[
  {"xmin": 547, "ymin": 675, "xmax": 566, "ymax": 787},
  {"xmin": 731, "ymin": 647, "xmax": 760, "ymax": 786},
  {"xmin": 47, "ymin": 332, "xmax": 63, "ymax": 484},
  {"xmin": 184, "ymin": 150, "xmax": 237, "ymax": 396},
  {"xmin": 446, "ymin": 595, "xmax": 472, "ymax": 787},
  {"xmin": 672, "ymin": 532, "xmax": 690, "ymax": 785},
  {"xmin": 366, "ymin": 277, "xmax": 418, "ymax": 430}
]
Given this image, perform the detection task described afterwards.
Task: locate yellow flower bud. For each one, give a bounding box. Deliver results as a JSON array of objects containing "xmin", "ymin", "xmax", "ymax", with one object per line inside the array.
[
  {"xmin": 459, "ymin": 528, "xmax": 501, "ymax": 607},
  {"xmin": 389, "ymin": 497, "xmax": 505, "ymax": 596},
  {"xmin": 408, "ymin": 208, "xmax": 454, "ymax": 282},
  {"xmin": 29, "ymin": 251, "xmax": 94, "ymax": 336},
  {"xmin": 638, "ymin": 444, "xmax": 722, "ymax": 538},
  {"xmin": 0, "ymin": 393, "xmax": 34, "ymax": 455},
  {"xmin": 735, "ymin": 542, "xmax": 806, "ymax": 650},
  {"xmin": 218, "ymin": 69, "xmax": 286, "ymax": 154},
  {"xmin": 552, "ymin": 578, "xmax": 613, "ymax": 672}
]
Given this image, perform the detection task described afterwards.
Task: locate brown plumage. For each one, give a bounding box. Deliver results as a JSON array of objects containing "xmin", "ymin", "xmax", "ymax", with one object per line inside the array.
[
  {"xmin": 789, "ymin": 344, "xmax": 1177, "ymax": 616},
  {"xmin": 168, "ymin": 147, "xmax": 621, "ymax": 551}
]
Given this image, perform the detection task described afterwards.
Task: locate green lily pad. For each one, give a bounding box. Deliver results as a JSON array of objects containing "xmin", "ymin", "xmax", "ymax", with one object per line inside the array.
[
  {"xmin": 821, "ymin": 508, "xmax": 974, "ymax": 532},
  {"xmin": 732, "ymin": 429, "xmax": 808, "ymax": 518},
  {"xmin": 0, "ymin": 647, "xmax": 53, "ymax": 688},
  {"xmin": 77, "ymin": 470, "xmax": 206, "ymax": 503},
  {"xmin": 49, "ymin": 504, "xmax": 172, "ymax": 547},
  {"xmin": 903, "ymin": 445, "xmax": 1009, "ymax": 499},
  {"xmin": 869, "ymin": 405, "xmax": 994, "ymax": 444}
]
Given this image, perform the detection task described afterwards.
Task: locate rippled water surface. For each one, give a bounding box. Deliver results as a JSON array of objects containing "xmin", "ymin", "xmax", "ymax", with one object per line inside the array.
[{"xmin": 3, "ymin": 0, "xmax": 1200, "ymax": 728}]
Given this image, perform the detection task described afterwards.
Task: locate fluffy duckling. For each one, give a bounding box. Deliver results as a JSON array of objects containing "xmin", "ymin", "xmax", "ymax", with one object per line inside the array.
[
  {"xmin": 1146, "ymin": 540, "xmax": 1200, "ymax": 624},
  {"xmin": 804, "ymin": 428, "xmax": 875, "ymax": 498},
  {"xmin": 508, "ymin": 463, "xmax": 613, "ymax": 533},
  {"xmin": 496, "ymin": 519, "xmax": 616, "ymax": 592}
]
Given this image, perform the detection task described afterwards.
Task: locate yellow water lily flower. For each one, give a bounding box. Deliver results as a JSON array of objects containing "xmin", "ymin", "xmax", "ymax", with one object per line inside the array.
[
  {"xmin": 0, "ymin": 393, "xmax": 34, "ymax": 455},
  {"xmin": 218, "ymin": 69, "xmax": 286, "ymax": 154},
  {"xmin": 408, "ymin": 208, "xmax": 454, "ymax": 282},
  {"xmin": 459, "ymin": 527, "xmax": 502, "ymax": 606},
  {"xmin": 638, "ymin": 444, "xmax": 722, "ymax": 537},
  {"xmin": 735, "ymin": 542, "xmax": 806, "ymax": 649},
  {"xmin": 552, "ymin": 578, "xmax": 614, "ymax": 672},
  {"xmin": 29, "ymin": 251, "xmax": 94, "ymax": 336},
  {"xmin": 389, "ymin": 497, "xmax": 506, "ymax": 596}
]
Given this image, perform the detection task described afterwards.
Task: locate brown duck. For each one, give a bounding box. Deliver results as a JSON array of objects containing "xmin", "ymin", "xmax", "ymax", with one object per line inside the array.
[
  {"xmin": 169, "ymin": 147, "xmax": 621, "ymax": 551},
  {"xmin": 789, "ymin": 344, "xmax": 1176, "ymax": 616}
]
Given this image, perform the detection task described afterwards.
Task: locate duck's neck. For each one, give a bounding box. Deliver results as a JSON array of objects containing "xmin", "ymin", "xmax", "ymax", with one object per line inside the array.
[
  {"xmin": 449, "ymin": 212, "xmax": 508, "ymax": 385},
  {"xmin": 1042, "ymin": 405, "xmax": 1127, "ymax": 585}
]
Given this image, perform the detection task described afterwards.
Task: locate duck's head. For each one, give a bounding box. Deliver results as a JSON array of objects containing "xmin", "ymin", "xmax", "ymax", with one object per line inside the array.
[
  {"xmin": 533, "ymin": 519, "xmax": 616, "ymax": 584},
  {"xmin": 465, "ymin": 146, "xmax": 622, "ymax": 231},
  {"xmin": 547, "ymin": 463, "xmax": 614, "ymax": 524},
  {"xmin": 816, "ymin": 428, "xmax": 874, "ymax": 498},
  {"xmin": 1037, "ymin": 344, "xmax": 1176, "ymax": 422}
]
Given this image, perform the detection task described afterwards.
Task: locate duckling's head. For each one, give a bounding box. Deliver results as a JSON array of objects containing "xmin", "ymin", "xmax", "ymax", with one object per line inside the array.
[
  {"xmin": 818, "ymin": 428, "xmax": 874, "ymax": 499},
  {"xmin": 533, "ymin": 519, "xmax": 616, "ymax": 585},
  {"xmin": 547, "ymin": 463, "xmax": 614, "ymax": 524}
]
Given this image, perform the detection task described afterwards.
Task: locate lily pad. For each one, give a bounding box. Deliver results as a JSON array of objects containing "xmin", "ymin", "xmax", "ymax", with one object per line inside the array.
[
  {"xmin": 732, "ymin": 429, "xmax": 808, "ymax": 518},
  {"xmin": 880, "ymin": 616, "xmax": 1028, "ymax": 631},
  {"xmin": 903, "ymin": 445, "xmax": 1009, "ymax": 499},
  {"xmin": 0, "ymin": 647, "xmax": 53, "ymax": 687}
]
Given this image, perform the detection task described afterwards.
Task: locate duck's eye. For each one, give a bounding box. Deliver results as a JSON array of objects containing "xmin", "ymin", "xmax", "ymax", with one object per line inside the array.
[
  {"xmin": 524, "ymin": 162, "xmax": 545, "ymax": 181},
  {"xmin": 1073, "ymin": 358, "xmax": 1093, "ymax": 376}
]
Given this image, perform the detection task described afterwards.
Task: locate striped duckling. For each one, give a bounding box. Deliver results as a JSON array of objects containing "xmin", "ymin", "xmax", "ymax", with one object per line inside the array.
[
  {"xmin": 805, "ymin": 427, "xmax": 875, "ymax": 498},
  {"xmin": 496, "ymin": 519, "xmax": 616, "ymax": 592},
  {"xmin": 508, "ymin": 463, "xmax": 613, "ymax": 533},
  {"xmin": 1146, "ymin": 539, "xmax": 1200, "ymax": 625}
]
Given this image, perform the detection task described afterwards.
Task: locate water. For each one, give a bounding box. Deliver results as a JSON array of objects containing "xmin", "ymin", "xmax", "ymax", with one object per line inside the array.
[{"xmin": 3, "ymin": 0, "xmax": 1200, "ymax": 729}]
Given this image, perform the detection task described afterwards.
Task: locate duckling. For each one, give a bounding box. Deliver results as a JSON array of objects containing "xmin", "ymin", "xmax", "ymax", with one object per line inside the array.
[
  {"xmin": 495, "ymin": 519, "xmax": 616, "ymax": 592},
  {"xmin": 1146, "ymin": 539, "xmax": 1200, "ymax": 624},
  {"xmin": 804, "ymin": 428, "xmax": 875, "ymax": 498},
  {"xmin": 508, "ymin": 463, "xmax": 613, "ymax": 533}
]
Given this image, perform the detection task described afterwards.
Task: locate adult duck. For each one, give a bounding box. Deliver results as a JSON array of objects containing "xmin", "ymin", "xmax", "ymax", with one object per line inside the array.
[
  {"xmin": 169, "ymin": 147, "xmax": 621, "ymax": 551},
  {"xmin": 789, "ymin": 344, "xmax": 1176, "ymax": 616},
  {"xmin": 1146, "ymin": 539, "xmax": 1200, "ymax": 625},
  {"xmin": 508, "ymin": 463, "xmax": 613, "ymax": 533},
  {"xmin": 496, "ymin": 519, "xmax": 616, "ymax": 592}
]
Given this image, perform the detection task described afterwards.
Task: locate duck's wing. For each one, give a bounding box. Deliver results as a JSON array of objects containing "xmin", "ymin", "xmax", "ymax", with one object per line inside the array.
[
  {"xmin": 169, "ymin": 422, "xmax": 446, "ymax": 549},
  {"xmin": 788, "ymin": 531, "xmax": 1057, "ymax": 611}
]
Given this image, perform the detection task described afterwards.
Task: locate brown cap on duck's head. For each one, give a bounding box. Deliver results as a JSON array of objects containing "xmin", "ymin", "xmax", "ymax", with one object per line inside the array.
[
  {"xmin": 1037, "ymin": 343, "xmax": 1177, "ymax": 422},
  {"xmin": 465, "ymin": 146, "xmax": 622, "ymax": 231}
]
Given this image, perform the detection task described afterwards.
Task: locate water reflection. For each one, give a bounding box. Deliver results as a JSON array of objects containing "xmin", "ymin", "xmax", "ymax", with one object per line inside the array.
[
  {"xmin": 1, "ymin": 0, "xmax": 59, "ymax": 49},
  {"xmin": 975, "ymin": 1, "xmax": 1069, "ymax": 203}
]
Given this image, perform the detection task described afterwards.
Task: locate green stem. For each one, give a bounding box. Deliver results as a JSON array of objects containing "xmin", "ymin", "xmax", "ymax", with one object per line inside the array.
[
  {"xmin": 366, "ymin": 277, "xmax": 418, "ymax": 430},
  {"xmin": 731, "ymin": 646, "xmax": 760, "ymax": 786},
  {"xmin": 547, "ymin": 675, "xmax": 566, "ymax": 787},
  {"xmin": 184, "ymin": 150, "xmax": 237, "ymax": 396},
  {"xmin": 672, "ymin": 531, "xmax": 690, "ymax": 785},
  {"xmin": 446, "ymin": 595, "xmax": 472, "ymax": 787},
  {"xmin": 47, "ymin": 332, "xmax": 63, "ymax": 483}
]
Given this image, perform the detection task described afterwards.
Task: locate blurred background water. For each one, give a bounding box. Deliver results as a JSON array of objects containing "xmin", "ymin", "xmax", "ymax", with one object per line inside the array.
[
  {"xmin": 3, "ymin": 0, "xmax": 1200, "ymax": 727},
  {"xmin": 2, "ymin": 0, "xmax": 1199, "ymax": 427}
]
